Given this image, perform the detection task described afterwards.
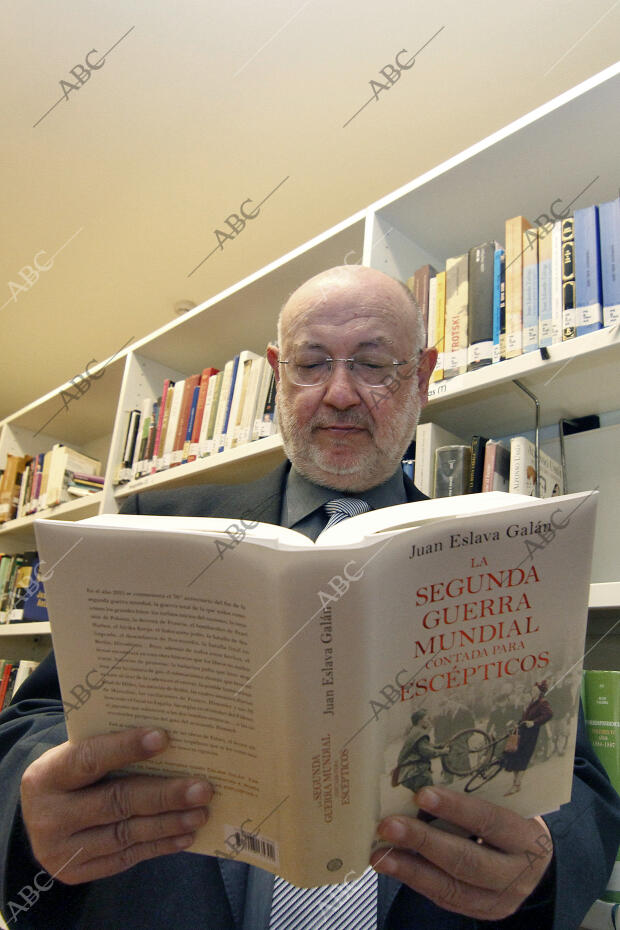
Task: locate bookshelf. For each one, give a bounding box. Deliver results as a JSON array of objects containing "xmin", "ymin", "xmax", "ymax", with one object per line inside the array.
[{"xmin": 0, "ymin": 62, "xmax": 619, "ymax": 920}]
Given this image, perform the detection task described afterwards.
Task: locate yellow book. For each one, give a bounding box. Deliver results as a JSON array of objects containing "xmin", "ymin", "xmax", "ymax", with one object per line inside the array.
[
  {"xmin": 430, "ymin": 271, "xmax": 446, "ymax": 382},
  {"xmin": 505, "ymin": 216, "xmax": 532, "ymax": 358}
]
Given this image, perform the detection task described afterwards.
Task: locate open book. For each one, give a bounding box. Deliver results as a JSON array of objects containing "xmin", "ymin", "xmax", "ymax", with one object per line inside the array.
[{"xmin": 34, "ymin": 490, "xmax": 597, "ymax": 887}]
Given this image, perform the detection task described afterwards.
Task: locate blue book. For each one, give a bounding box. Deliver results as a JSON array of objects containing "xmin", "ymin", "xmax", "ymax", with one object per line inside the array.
[
  {"xmin": 574, "ymin": 204, "xmax": 603, "ymax": 336},
  {"xmin": 21, "ymin": 557, "xmax": 49, "ymax": 622},
  {"xmin": 492, "ymin": 248, "xmax": 505, "ymax": 363},
  {"xmin": 182, "ymin": 385, "xmax": 200, "ymax": 463},
  {"xmin": 522, "ymin": 229, "xmax": 539, "ymax": 353},
  {"xmin": 218, "ymin": 355, "xmax": 240, "ymax": 452},
  {"xmin": 599, "ymin": 197, "xmax": 620, "ymax": 327}
]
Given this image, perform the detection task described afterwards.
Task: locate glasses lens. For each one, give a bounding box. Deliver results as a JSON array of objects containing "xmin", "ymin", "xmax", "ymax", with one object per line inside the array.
[
  {"xmin": 353, "ymin": 356, "xmax": 396, "ymax": 386},
  {"xmin": 290, "ymin": 355, "xmax": 330, "ymax": 385}
]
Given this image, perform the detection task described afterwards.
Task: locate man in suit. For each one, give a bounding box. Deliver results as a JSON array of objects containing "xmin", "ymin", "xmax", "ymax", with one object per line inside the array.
[{"xmin": 1, "ymin": 264, "xmax": 619, "ymax": 929}]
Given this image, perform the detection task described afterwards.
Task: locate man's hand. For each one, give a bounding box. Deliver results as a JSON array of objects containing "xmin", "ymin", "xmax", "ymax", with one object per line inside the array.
[
  {"xmin": 370, "ymin": 786, "xmax": 553, "ymax": 921},
  {"xmin": 20, "ymin": 728, "xmax": 213, "ymax": 885}
]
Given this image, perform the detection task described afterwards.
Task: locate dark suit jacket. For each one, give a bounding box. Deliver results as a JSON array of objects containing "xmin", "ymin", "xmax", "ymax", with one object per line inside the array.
[{"xmin": 1, "ymin": 462, "xmax": 619, "ymax": 929}]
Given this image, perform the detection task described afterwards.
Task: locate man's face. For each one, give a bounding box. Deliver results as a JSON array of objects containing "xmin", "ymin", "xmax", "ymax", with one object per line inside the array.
[{"xmin": 267, "ymin": 272, "xmax": 435, "ymax": 492}]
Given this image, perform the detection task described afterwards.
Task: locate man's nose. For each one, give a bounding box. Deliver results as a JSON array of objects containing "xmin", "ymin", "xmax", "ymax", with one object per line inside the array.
[{"xmin": 321, "ymin": 361, "xmax": 362, "ymax": 408}]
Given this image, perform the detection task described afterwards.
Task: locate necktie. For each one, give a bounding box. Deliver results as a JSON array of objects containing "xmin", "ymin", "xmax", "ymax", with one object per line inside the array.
[
  {"xmin": 269, "ymin": 496, "xmax": 376, "ymax": 929},
  {"xmin": 322, "ymin": 497, "xmax": 371, "ymax": 532},
  {"xmin": 269, "ymin": 866, "xmax": 377, "ymax": 929}
]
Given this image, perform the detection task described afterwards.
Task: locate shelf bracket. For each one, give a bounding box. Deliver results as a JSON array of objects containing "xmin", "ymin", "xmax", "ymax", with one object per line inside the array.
[{"xmin": 512, "ymin": 379, "xmax": 541, "ymax": 496}]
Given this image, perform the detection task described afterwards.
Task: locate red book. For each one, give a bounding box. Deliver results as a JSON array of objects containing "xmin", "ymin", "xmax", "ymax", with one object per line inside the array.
[
  {"xmin": 170, "ymin": 375, "xmax": 201, "ymax": 467},
  {"xmin": 188, "ymin": 367, "xmax": 219, "ymax": 463},
  {"xmin": 0, "ymin": 664, "xmax": 14, "ymax": 708},
  {"xmin": 151, "ymin": 379, "xmax": 174, "ymax": 474}
]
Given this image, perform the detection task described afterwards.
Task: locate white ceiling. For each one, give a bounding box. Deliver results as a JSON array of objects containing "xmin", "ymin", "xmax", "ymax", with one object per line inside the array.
[{"xmin": 1, "ymin": 0, "xmax": 619, "ymax": 421}]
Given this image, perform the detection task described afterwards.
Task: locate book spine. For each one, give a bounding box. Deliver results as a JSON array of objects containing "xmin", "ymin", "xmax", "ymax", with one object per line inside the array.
[
  {"xmin": 157, "ymin": 384, "xmax": 176, "ymax": 470},
  {"xmin": 182, "ymin": 385, "xmax": 201, "ymax": 463},
  {"xmin": 444, "ymin": 254, "xmax": 468, "ymax": 377},
  {"xmin": 468, "ymin": 436, "xmax": 488, "ymax": 493},
  {"xmin": 505, "ymin": 216, "xmax": 532, "ymax": 357},
  {"xmin": 433, "ymin": 445, "xmax": 471, "ymax": 497},
  {"xmin": 431, "ymin": 271, "xmax": 446, "ymax": 382},
  {"xmin": 551, "ymin": 221, "xmax": 564, "ymax": 344},
  {"xmin": 522, "ymin": 229, "xmax": 539, "ymax": 353},
  {"xmin": 582, "ymin": 670, "xmax": 620, "ymax": 903},
  {"xmin": 481, "ymin": 441, "xmax": 498, "ymax": 493},
  {"xmin": 599, "ymin": 197, "xmax": 620, "ymax": 327},
  {"xmin": 538, "ymin": 223, "xmax": 554, "ymax": 347},
  {"xmin": 492, "ymin": 248, "xmax": 506, "ymax": 363},
  {"xmin": 562, "ymin": 217, "xmax": 576, "ymax": 340},
  {"xmin": 574, "ymin": 205, "xmax": 603, "ymax": 335},
  {"xmin": 509, "ymin": 436, "xmax": 531, "ymax": 495},
  {"xmin": 467, "ymin": 242, "xmax": 495, "ymax": 371},
  {"xmin": 426, "ymin": 275, "xmax": 438, "ymax": 360},
  {"xmin": 151, "ymin": 380, "xmax": 173, "ymax": 473},
  {"xmin": 213, "ymin": 362, "xmax": 235, "ymax": 453}
]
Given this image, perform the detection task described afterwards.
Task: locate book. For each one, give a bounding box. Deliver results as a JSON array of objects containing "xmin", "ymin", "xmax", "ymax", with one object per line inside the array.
[
  {"xmin": 574, "ymin": 205, "xmax": 603, "ymax": 336},
  {"xmin": 34, "ymin": 489, "xmax": 597, "ymax": 888},
  {"xmin": 11, "ymin": 659, "xmax": 39, "ymax": 698},
  {"xmin": 156, "ymin": 384, "xmax": 176, "ymax": 471},
  {"xmin": 213, "ymin": 357, "xmax": 239, "ymax": 453},
  {"xmin": 538, "ymin": 223, "xmax": 554, "ymax": 348},
  {"xmin": 561, "ymin": 218, "xmax": 576, "ymax": 340},
  {"xmin": 0, "ymin": 663, "xmax": 14, "ymax": 708},
  {"xmin": 253, "ymin": 368, "xmax": 278, "ymax": 439},
  {"xmin": 0, "ymin": 454, "xmax": 31, "ymax": 523},
  {"xmin": 522, "ymin": 229, "xmax": 539, "ymax": 354},
  {"xmin": 162, "ymin": 380, "xmax": 185, "ymax": 469},
  {"xmin": 46, "ymin": 445, "xmax": 102, "ymax": 508},
  {"xmin": 492, "ymin": 248, "xmax": 506, "ymax": 363},
  {"xmin": 199, "ymin": 371, "xmax": 224, "ymax": 456},
  {"xmin": 407, "ymin": 264, "xmax": 437, "ymax": 333},
  {"xmin": 505, "ymin": 216, "xmax": 532, "ymax": 358},
  {"xmin": 413, "ymin": 422, "xmax": 464, "ymax": 498},
  {"xmin": 508, "ymin": 437, "xmax": 563, "ymax": 498},
  {"xmin": 598, "ymin": 197, "xmax": 620, "ymax": 328},
  {"xmin": 582, "ymin": 670, "xmax": 620, "ymax": 903},
  {"xmin": 468, "ymin": 435, "xmax": 488, "ymax": 493},
  {"xmin": 188, "ymin": 368, "xmax": 219, "ymax": 462},
  {"xmin": 225, "ymin": 351, "xmax": 262, "ymax": 450},
  {"xmin": 551, "ymin": 221, "xmax": 564, "ymax": 344},
  {"xmin": 482, "ymin": 441, "xmax": 510, "ymax": 492},
  {"xmin": 430, "ymin": 270, "xmax": 446, "ymax": 382},
  {"xmin": 171, "ymin": 375, "xmax": 201, "ymax": 466},
  {"xmin": 182, "ymin": 385, "xmax": 201, "ymax": 463},
  {"xmin": 433, "ymin": 445, "xmax": 471, "ymax": 497},
  {"xmin": 468, "ymin": 242, "xmax": 498, "ymax": 370},
  {"xmin": 151, "ymin": 380, "xmax": 174, "ymax": 474},
  {"xmin": 444, "ymin": 254, "xmax": 468, "ymax": 377}
]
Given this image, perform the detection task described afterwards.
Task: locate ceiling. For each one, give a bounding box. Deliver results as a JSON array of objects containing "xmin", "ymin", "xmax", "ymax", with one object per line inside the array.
[{"xmin": 1, "ymin": 0, "xmax": 619, "ymax": 421}]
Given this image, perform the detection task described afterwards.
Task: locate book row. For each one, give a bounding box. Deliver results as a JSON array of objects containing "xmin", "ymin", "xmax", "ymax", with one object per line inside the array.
[
  {"xmin": 0, "ymin": 659, "xmax": 40, "ymax": 711},
  {"xmin": 0, "ymin": 551, "xmax": 48, "ymax": 624},
  {"xmin": 0, "ymin": 445, "xmax": 102, "ymax": 524},
  {"xmin": 114, "ymin": 351, "xmax": 278, "ymax": 484},
  {"xmin": 414, "ymin": 423, "xmax": 563, "ymax": 499},
  {"xmin": 407, "ymin": 196, "xmax": 620, "ymax": 381}
]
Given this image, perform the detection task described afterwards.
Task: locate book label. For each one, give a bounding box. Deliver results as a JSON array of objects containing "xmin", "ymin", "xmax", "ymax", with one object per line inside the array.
[
  {"xmin": 577, "ymin": 303, "xmax": 603, "ymax": 328},
  {"xmin": 468, "ymin": 341, "xmax": 493, "ymax": 366},
  {"xmin": 604, "ymin": 304, "xmax": 620, "ymax": 326}
]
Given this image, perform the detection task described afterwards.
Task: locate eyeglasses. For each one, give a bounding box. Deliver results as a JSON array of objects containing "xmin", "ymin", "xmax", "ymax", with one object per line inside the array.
[{"xmin": 278, "ymin": 353, "xmax": 419, "ymax": 387}]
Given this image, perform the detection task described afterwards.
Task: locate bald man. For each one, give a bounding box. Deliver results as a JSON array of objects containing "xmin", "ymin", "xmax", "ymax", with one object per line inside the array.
[{"xmin": 1, "ymin": 266, "xmax": 618, "ymax": 929}]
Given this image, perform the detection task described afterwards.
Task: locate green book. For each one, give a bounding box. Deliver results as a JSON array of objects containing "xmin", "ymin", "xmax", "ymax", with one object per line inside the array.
[{"xmin": 582, "ymin": 670, "xmax": 620, "ymax": 903}]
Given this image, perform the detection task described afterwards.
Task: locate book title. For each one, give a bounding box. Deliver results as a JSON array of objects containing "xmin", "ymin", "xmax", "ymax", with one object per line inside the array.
[{"xmin": 401, "ymin": 560, "xmax": 547, "ymax": 700}]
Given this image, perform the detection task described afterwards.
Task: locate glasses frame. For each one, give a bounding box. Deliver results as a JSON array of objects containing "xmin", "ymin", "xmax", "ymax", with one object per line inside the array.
[{"xmin": 278, "ymin": 351, "xmax": 421, "ymax": 388}]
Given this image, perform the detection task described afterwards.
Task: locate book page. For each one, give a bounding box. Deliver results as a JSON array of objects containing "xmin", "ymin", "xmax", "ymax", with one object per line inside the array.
[{"xmin": 34, "ymin": 520, "xmax": 299, "ymax": 872}]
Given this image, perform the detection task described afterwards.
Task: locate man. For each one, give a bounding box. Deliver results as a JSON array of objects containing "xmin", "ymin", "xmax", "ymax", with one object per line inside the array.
[
  {"xmin": 392, "ymin": 710, "xmax": 449, "ymax": 794},
  {"xmin": 1, "ymin": 265, "xmax": 619, "ymax": 929}
]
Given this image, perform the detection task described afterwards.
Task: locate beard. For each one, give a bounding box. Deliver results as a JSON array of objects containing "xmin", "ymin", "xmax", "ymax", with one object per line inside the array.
[{"xmin": 276, "ymin": 388, "xmax": 422, "ymax": 492}]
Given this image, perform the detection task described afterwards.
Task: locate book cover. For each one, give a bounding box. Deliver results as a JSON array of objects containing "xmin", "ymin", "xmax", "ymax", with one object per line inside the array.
[
  {"xmin": 162, "ymin": 379, "xmax": 185, "ymax": 469},
  {"xmin": 468, "ymin": 242, "xmax": 498, "ymax": 370},
  {"xmin": 414, "ymin": 422, "xmax": 464, "ymax": 498},
  {"xmin": 433, "ymin": 445, "xmax": 471, "ymax": 497},
  {"xmin": 561, "ymin": 218, "xmax": 576, "ymax": 340},
  {"xmin": 508, "ymin": 437, "xmax": 563, "ymax": 498},
  {"xmin": 444, "ymin": 254, "xmax": 468, "ymax": 378},
  {"xmin": 157, "ymin": 383, "xmax": 176, "ymax": 471},
  {"xmin": 407, "ymin": 265, "xmax": 437, "ymax": 333},
  {"xmin": 199, "ymin": 371, "xmax": 224, "ymax": 456},
  {"xmin": 538, "ymin": 223, "xmax": 554, "ymax": 348},
  {"xmin": 213, "ymin": 358, "xmax": 239, "ymax": 453},
  {"xmin": 492, "ymin": 248, "xmax": 506, "ymax": 363},
  {"xmin": 151, "ymin": 380, "xmax": 174, "ymax": 474},
  {"xmin": 430, "ymin": 271, "xmax": 446, "ymax": 383},
  {"xmin": 574, "ymin": 205, "xmax": 603, "ymax": 336},
  {"xmin": 505, "ymin": 216, "xmax": 532, "ymax": 358},
  {"xmin": 34, "ymin": 490, "xmax": 597, "ymax": 888},
  {"xmin": 598, "ymin": 197, "xmax": 620, "ymax": 328},
  {"xmin": 482, "ymin": 441, "xmax": 510, "ymax": 493},
  {"xmin": 172, "ymin": 375, "xmax": 201, "ymax": 466},
  {"xmin": 582, "ymin": 670, "xmax": 620, "ymax": 903},
  {"xmin": 182, "ymin": 384, "xmax": 201, "ymax": 463},
  {"xmin": 522, "ymin": 229, "xmax": 539, "ymax": 354}
]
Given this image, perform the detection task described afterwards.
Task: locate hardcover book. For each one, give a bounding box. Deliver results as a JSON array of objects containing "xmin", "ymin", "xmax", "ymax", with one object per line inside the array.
[{"xmin": 35, "ymin": 491, "xmax": 597, "ymax": 887}]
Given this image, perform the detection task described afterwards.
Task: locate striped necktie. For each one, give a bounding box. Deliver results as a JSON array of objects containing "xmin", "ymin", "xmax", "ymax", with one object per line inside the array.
[
  {"xmin": 269, "ymin": 496, "xmax": 376, "ymax": 929},
  {"xmin": 269, "ymin": 866, "xmax": 378, "ymax": 929},
  {"xmin": 322, "ymin": 497, "xmax": 371, "ymax": 532}
]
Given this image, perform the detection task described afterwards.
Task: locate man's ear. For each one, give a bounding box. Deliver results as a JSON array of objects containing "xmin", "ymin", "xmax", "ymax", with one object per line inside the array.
[
  {"xmin": 266, "ymin": 344, "xmax": 280, "ymax": 384},
  {"xmin": 416, "ymin": 348, "xmax": 437, "ymax": 408}
]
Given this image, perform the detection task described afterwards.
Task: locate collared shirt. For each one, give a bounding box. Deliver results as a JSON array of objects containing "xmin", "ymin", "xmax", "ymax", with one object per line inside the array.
[{"xmin": 280, "ymin": 466, "xmax": 409, "ymax": 541}]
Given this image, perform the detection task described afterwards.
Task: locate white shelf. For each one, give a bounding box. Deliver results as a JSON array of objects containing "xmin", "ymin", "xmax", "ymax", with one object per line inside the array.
[
  {"xmin": 114, "ymin": 434, "xmax": 285, "ymax": 498},
  {"xmin": 0, "ymin": 492, "xmax": 104, "ymax": 537},
  {"xmin": 421, "ymin": 326, "xmax": 620, "ymax": 437},
  {"xmin": 589, "ymin": 584, "xmax": 620, "ymax": 611},
  {"xmin": 0, "ymin": 621, "xmax": 50, "ymax": 637}
]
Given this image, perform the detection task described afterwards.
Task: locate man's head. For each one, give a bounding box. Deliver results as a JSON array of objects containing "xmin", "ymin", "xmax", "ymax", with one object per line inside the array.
[{"xmin": 266, "ymin": 265, "xmax": 436, "ymax": 492}]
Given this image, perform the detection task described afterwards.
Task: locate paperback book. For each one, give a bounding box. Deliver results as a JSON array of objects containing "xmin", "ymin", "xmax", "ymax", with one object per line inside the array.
[{"xmin": 35, "ymin": 491, "xmax": 596, "ymax": 887}]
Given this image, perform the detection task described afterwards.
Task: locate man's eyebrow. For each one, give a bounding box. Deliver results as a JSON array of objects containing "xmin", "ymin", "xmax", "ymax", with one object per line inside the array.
[{"xmin": 293, "ymin": 337, "xmax": 395, "ymax": 351}]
